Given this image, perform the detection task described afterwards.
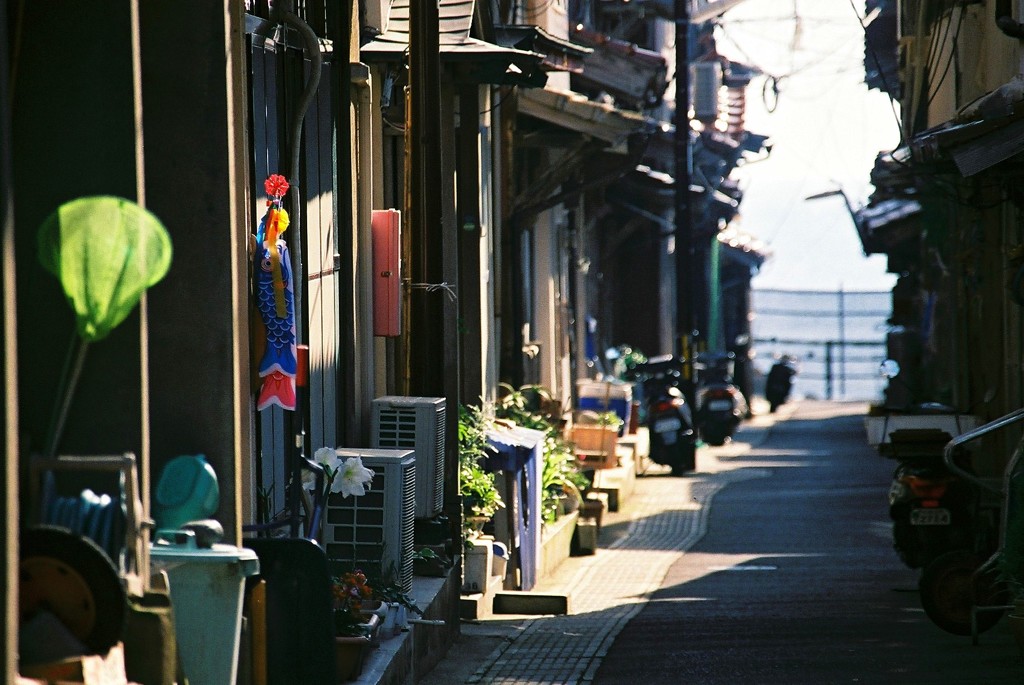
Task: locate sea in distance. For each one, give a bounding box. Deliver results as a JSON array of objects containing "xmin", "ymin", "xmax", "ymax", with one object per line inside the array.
[{"xmin": 750, "ymin": 288, "xmax": 891, "ymax": 403}]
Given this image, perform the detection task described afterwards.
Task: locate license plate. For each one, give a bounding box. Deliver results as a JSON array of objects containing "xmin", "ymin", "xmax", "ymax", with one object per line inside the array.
[
  {"xmin": 707, "ymin": 400, "xmax": 732, "ymax": 411},
  {"xmin": 910, "ymin": 508, "xmax": 951, "ymax": 525},
  {"xmin": 654, "ymin": 417, "xmax": 682, "ymax": 433}
]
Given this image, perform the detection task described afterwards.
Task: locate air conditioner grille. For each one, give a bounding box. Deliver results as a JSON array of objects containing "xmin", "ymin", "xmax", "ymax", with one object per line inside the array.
[
  {"xmin": 371, "ymin": 397, "xmax": 446, "ymax": 519},
  {"xmin": 433, "ymin": 406, "xmax": 446, "ymax": 513},
  {"xmin": 375, "ymin": 407, "xmax": 418, "ymax": 447},
  {"xmin": 324, "ymin": 449, "xmax": 415, "ymax": 592}
]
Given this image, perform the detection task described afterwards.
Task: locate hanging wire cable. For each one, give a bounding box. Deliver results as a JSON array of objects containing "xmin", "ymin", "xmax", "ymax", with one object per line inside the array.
[
  {"xmin": 480, "ymin": 87, "xmax": 514, "ymax": 116},
  {"xmin": 845, "ymin": 0, "xmax": 903, "ymax": 145},
  {"xmin": 921, "ymin": 7, "xmax": 952, "ymax": 98},
  {"xmin": 926, "ymin": 4, "xmax": 967, "ymax": 109},
  {"xmin": 405, "ymin": 280, "xmax": 458, "ymax": 302}
]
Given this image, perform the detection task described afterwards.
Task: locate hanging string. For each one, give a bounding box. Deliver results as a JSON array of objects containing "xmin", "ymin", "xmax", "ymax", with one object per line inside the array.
[{"xmin": 404, "ymin": 280, "xmax": 458, "ymax": 302}]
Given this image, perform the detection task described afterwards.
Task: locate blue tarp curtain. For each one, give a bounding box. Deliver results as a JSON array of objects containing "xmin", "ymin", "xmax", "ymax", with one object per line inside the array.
[{"xmin": 485, "ymin": 426, "xmax": 545, "ymax": 590}]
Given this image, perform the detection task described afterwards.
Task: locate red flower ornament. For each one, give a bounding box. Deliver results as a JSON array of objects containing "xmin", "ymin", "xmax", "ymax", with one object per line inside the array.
[{"xmin": 264, "ymin": 174, "xmax": 290, "ymax": 199}]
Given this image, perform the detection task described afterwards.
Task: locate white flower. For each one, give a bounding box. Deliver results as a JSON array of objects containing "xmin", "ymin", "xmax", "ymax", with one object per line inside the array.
[
  {"xmin": 338, "ymin": 456, "xmax": 375, "ymax": 498},
  {"xmin": 304, "ymin": 447, "xmax": 343, "ymax": 492}
]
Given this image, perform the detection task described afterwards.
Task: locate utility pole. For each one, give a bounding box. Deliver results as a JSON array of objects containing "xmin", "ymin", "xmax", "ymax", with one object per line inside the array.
[
  {"xmin": 674, "ymin": 0, "xmax": 697, "ymax": 399},
  {"xmin": 408, "ymin": 0, "xmax": 444, "ymax": 397}
]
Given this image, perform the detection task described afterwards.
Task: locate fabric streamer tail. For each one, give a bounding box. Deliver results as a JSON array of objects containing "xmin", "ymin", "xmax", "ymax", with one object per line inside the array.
[{"xmin": 257, "ymin": 370, "xmax": 298, "ymax": 411}]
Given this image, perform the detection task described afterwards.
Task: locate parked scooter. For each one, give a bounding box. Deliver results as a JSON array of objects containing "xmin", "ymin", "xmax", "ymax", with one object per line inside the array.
[
  {"xmin": 695, "ymin": 352, "xmax": 748, "ymax": 447},
  {"xmin": 876, "ymin": 360, "xmax": 1004, "ymax": 635},
  {"xmin": 627, "ymin": 355, "xmax": 697, "ymax": 476},
  {"xmin": 765, "ymin": 355, "xmax": 797, "ymax": 413},
  {"xmin": 886, "ymin": 424, "xmax": 983, "ymax": 570}
]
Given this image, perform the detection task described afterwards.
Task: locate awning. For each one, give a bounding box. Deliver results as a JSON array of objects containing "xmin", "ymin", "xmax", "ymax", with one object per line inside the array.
[
  {"xmin": 642, "ymin": 123, "xmax": 769, "ymax": 168},
  {"xmin": 911, "ymin": 115, "xmax": 1024, "ymax": 177},
  {"xmin": 854, "ymin": 198, "xmax": 923, "ymax": 255},
  {"xmin": 609, "ymin": 164, "xmax": 737, "ymax": 234},
  {"xmin": 361, "ymin": 0, "xmax": 547, "ymax": 86},
  {"xmin": 569, "ymin": 27, "xmax": 669, "ymax": 108},
  {"xmin": 518, "ymin": 87, "xmax": 654, "ymax": 153},
  {"xmin": 909, "ymin": 76, "xmax": 1024, "ymax": 176},
  {"xmin": 493, "ymin": 25, "xmax": 593, "ymax": 74}
]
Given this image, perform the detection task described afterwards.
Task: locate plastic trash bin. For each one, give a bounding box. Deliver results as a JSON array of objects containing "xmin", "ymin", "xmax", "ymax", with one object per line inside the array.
[{"xmin": 150, "ymin": 533, "xmax": 259, "ymax": 685}]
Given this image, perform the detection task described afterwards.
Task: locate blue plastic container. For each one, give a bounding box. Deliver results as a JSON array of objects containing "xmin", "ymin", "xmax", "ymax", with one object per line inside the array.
[{"xmin": 154, "ymin": 454, "xmax": 219, "ymax": 532}]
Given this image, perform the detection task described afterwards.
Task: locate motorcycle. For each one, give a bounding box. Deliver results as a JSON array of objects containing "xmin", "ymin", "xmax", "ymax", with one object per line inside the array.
[
  {"xmin": 876, "ymin": 360, "xmax": 1004, "ymax": 635},
  {"xmin": 695, "ymin": 352, "xmax": 748, "ymax": 447},
  {"xmin": 765, "ymin": 355, "xmax": 797, "ymax": 413},
  {"xmin": 886, "ymin": 424, "xmax": 983, "ymax": 570},
  {"xmin": 628, "ymin": 355, "xmax": 698, "ymax": 476}
]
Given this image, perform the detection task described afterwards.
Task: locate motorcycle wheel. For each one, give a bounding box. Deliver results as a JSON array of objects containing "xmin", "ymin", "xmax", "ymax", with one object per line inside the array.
[
  {"xmin": 670, "ymin": 442, "xmax": 696, "ymax": 476},
  {"xmin": 918, "ymin": 549, "xmax": 1005, "ymax": 636},
  {"xmin": 702, "ymin": 428, "xmax": 727, "ymax": 447}
]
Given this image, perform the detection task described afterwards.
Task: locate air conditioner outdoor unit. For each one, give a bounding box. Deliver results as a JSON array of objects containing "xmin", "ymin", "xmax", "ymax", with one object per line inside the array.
[
  {"xmin": 371, "ymin": 396, "xmax": 446, "ymax": 519},
  {"xmin": 323, "ymin": 448, "xmax": 415, "ymax": 592}
]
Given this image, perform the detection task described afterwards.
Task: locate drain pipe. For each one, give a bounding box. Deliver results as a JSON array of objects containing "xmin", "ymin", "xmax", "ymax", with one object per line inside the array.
[
  {"xmin": 351, "ymin": 64, "xmax": 375, "ymax": 440},
  {"xmin": 271, "ymin": 1, "xmax": 323, "ymax": 187},
  {"xmin": 996, "ymin": 0, "xmax": 1024, "ymax": 39}
]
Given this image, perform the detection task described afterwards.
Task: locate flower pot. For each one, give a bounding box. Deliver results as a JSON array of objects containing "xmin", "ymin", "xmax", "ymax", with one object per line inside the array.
[
  {"xmin": 381, "ymin": 602, "xmax": 398, "ymax": 637},
  {"xmin": 571, "ymin": 425, "xmax": 617, "ymax": 453},
  {"xmin": 465, "ymin": 515, "xmax": 490, "ymax": 536},
  {"xmin": 334, "ymin": 634, "xmax": 370, "ymax": 682},
  {"xmin": 579, "ymin": 498, "xmax": 605, "ymax": 530},
  {"xmin": 358, "ymin": 609, "xmax": 383, "ymax": 646}
]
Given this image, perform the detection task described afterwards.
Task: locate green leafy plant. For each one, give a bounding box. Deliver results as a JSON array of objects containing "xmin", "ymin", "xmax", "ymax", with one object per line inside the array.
[
  {"xmin": 495, "ymin": 383, "xmax": 562, "ymax": 434},
  {"xmin": 540, "ymin": 436, "xmax": 588, "ymax": 523},
  {"xmin": 496, "ymin": 384, "xmax": 591, "ymax": 524},
  {"xmin": 458, "ymin": 404, "xmax": 505, "ymax": 540},
  {"xmin": 366, "ymin": 577, "xmax": 423, "ymax": 617},
  {"xmin": 593, "ymin": 411, "xmax": 624, "ymax": 429}
]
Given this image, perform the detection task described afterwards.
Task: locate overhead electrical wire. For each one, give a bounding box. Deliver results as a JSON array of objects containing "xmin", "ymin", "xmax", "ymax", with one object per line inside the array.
[
  {"xmin": 925, "ymin": 5, "xmax": 967, "ymax": 109},
  {"xmin": 720, "ymin": 0, "xmax": 993, "ymax": 213}
]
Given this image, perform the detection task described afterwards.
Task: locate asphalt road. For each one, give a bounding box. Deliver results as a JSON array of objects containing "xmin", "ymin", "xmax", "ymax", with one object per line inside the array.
[{"xmin": 594, "ymin": 401, "xmax": 1023, "ymax": 684}]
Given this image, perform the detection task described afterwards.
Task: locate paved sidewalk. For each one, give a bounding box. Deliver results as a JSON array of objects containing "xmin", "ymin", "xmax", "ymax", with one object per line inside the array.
[{"xmin": 420, "ymin": 403, "xmax": 790, "ymax": 685}]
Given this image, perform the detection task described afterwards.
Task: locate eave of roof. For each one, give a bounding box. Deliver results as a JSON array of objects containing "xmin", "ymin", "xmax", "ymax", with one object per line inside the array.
[
  {"xmin": 361, "ymin": 0, "xmax": 547, "ymax": 86},
  {"xmin": 518, "ymin": 87, "xmax": 654, "ymax": 152}
]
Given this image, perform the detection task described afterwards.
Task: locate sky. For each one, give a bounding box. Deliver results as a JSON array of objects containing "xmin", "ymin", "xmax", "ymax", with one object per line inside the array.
[{"xmin": 715, "ymin": 0, "xmax": 901, "ymax": 292}]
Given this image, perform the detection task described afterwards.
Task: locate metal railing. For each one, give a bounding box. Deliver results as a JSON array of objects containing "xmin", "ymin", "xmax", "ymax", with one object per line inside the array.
[{"xmin": 942, "ymin": 406, "xmax": 1024, "ymax": 643}]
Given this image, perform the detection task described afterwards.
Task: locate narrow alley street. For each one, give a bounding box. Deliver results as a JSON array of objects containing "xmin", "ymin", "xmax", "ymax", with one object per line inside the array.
[{"xmin": 424, "ymin": 401, "xmax": 1023, "ymax": 684}]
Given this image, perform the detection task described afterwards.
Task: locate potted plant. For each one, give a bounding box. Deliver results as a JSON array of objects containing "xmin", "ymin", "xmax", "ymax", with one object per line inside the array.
[
  {"xmin": 570, "ymin": 411, "xmax": 623, "ymax": 468},
  {"xmin": 331, "ymin": 569, "xmax": 380, "ymax": 680},
  {"xmin": 491, "ymin": 384, "xmax": 592, "ymax": 524},
  {"xmin": 541, "ymin": 435, "xmax": 589, "ymax": 524},
  {"xmin": 459, "ymin": 405, "xmax": 505, "ymax": 540}
]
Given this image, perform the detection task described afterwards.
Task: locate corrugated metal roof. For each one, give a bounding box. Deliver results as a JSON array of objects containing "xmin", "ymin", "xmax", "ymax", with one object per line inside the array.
[
  {"xmin": 361, "ymin": 0, "xmax": 546, "ymax": 85},
  {"xmin": 518, "ymin": 87, "xmax": 653, "ymax": 152},
  {"xmin": 377, "ymin": 0, "xmax": 474, "ymax": 45}
]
